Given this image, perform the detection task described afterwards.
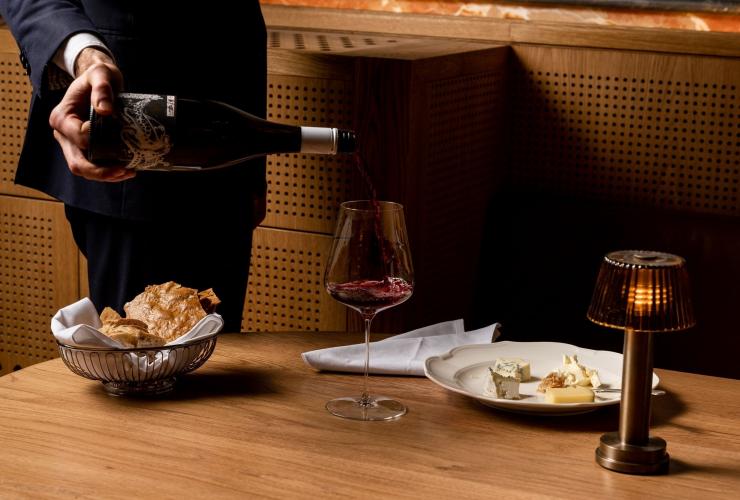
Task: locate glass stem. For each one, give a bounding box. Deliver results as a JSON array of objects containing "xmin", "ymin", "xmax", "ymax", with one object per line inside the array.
[{"xmin": 360, "ymin": 314, "xmax": 374, "ymax": 405}]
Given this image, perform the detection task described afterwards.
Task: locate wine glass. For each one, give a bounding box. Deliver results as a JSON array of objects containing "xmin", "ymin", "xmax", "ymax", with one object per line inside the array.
[{"xmin": 324, "ymin": 200, "xmax": 414, "ymax": 420}]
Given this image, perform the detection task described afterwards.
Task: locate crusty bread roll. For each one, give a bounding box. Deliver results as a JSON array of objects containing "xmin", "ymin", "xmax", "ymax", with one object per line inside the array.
[
  {"xmin": 97, "ymin": 282, "xmax": 219, "ymax": 347},
  {"xmin": 124, "ymin": 281, "xmax": 207, "ymax": 342},
  {"xmin": 198, "ymin": 288, "xmax": 221, "ymax": 314},
  {"xmin": 100, "ymin": 306, "xmax": 122, "ymax": 323},
  {"xmin": 99, "ymin": 318, "xmax": 166, "ymax": 348}
]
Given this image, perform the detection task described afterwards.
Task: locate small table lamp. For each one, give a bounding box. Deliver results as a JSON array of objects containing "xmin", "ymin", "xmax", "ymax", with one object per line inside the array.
[{"xmin": 587, "ymin": 250, "xmax": 695, "ymax": 474}]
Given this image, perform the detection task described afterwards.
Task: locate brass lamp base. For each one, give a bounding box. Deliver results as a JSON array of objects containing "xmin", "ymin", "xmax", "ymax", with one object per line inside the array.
[{"xmin": 595, "ymin": 432, "xmax": 669, "ymax": 475}]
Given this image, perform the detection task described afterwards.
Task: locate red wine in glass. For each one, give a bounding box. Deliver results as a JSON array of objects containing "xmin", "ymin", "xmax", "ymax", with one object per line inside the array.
[
  {"xmin": 327, "ymin": 277, "xmax": 413, "ymax": 315},
  {"xmin": 324, "ymin": 200, "xmax": 414, "ymax": 421}
]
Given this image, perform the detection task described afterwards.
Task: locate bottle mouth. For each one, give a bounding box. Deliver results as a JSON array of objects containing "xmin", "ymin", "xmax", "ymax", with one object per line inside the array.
[{"xmin": 337, "ymin": 129, "xmax": 357, "ymax": 153}]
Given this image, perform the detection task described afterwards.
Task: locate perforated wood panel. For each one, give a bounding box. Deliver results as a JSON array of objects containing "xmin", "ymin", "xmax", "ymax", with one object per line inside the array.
[
  {"xmin": 266, "ymin": 76, "xmax": 356, "ymax": 234},
  {"xmin": 409, "ymin": 69, "xmax": 508, "ymax": 326},
  {"xmin": 0, "ymin": 31, "xmax": 38, "ymax": 199},
  {"xmin": 265, "ymin": 31, "xmax": 509, "ymax": 333},
  {"xmin": 511, "ymin": 46, "xmax": 740, "ymax": 216},
  {"xmin": 243, "ymin": 226, "xmax": 345, "ymax": 332},
  {"xmin": 268, "ymin": 29, "xmax": 404, "ymax": 53},
  {"xmin": 0, "ymin": 196, "xmax": 79, "ymax": 375}
]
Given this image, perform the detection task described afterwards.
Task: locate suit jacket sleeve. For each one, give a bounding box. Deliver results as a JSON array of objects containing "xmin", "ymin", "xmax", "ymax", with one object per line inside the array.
[{"xmin": 0, "ymin": 0, "xmax": 98, "ymax": 92}]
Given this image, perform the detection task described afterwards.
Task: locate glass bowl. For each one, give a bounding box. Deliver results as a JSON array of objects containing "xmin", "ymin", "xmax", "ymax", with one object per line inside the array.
[{"xmin": 57, "ymin": 333, "xmax": 218, "ymax": 396}]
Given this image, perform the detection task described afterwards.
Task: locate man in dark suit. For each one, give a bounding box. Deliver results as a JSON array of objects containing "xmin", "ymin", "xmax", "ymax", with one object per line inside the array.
[{"xmin": 0, "ymin": 1, "xmax": 267, "ymax": 331}]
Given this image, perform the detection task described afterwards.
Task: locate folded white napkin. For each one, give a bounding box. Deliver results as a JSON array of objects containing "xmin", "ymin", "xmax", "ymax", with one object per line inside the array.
[
  {"xmin": 51, "ymin": 297, "xmax": 223, "ymax": 348},
  {"xmin": 302, "ymin": 319, "xmax": 501, "ymax": 376}
]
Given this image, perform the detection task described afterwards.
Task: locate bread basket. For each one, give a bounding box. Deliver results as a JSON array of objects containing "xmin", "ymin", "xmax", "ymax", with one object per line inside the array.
[{"xmin": 57, "ymin": 333, "xmax": 218, "ymax": 396}]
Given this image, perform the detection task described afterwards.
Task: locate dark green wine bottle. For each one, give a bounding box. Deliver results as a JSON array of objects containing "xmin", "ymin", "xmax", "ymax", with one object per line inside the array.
[{"xmin": 88, "ymin": 92, "xmax": 356, "ymax": 171}]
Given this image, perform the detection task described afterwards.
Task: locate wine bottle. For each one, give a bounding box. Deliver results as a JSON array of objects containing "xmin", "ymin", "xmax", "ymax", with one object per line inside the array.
[{"xmin": 87, "ymin": 92, "xmax": 356, "ymax": 171}]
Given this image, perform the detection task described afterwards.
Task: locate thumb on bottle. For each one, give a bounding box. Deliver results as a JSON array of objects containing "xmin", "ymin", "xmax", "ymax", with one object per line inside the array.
[
  {"xmin": 88, "ymin": 67, "xmax": 118, "ymax": 116},
  {"xmin": 95, "ymin": 96, "xmax": 113, "ymax": 114}
]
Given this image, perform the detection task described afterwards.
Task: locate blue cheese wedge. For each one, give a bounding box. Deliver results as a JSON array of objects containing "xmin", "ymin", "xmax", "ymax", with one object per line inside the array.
[
  {"xmin": 486, "ymin": 368, "xmax": 521, "ymax": 400},
  {"xmin": 492, "ymin": 358, "xmax": 531, "ymax": 382}
]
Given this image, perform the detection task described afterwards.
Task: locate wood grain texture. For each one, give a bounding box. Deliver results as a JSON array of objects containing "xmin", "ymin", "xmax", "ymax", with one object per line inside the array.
[
  {"xmin": 0, "ymin": 197, "xmax": 79, "ymax": 375},
  {"xmin": 0, "ymin": 332, "xmax": 738, "ymax": 499},
  {"xmin": 265, "ymin": 35, "xmax": 509, "ymax": 336},
  {"xmin": 243, "ymin": 227, "xmax": 346, "ymax": 332},
  {"xmin": 510, "ymin": 44, "xmax": 740, "ymax": 216},
  {"xmin": 262, "ymin": 5, "xmax": 740, "ymax": 57}
]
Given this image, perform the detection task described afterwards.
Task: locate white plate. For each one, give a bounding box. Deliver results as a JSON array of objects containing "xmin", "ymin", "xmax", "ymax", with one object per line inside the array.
[{"xmin": 424, "ymin": 341, "xmax": 660, "ymax": 415}]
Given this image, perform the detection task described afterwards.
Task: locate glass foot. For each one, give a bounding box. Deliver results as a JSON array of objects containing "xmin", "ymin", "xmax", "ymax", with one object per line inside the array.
[{"xmin": 326, "ymin": 395, "xmax": 407, "ymax": 421}]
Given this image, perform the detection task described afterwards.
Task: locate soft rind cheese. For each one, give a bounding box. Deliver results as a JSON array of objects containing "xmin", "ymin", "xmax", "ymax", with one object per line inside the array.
[
  {"xmin": 559, "ymin": 354, "xmax": 601, "ymax": 389},
  {"xmin": 544, "ymin": 386, "xmax": 595, "ymax": 404}
]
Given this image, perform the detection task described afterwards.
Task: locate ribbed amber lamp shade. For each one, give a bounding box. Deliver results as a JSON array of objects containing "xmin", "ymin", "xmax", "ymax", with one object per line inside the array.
[{"xmin": 587, "ymin": 250, "xmax": 695, "ymax": 333}]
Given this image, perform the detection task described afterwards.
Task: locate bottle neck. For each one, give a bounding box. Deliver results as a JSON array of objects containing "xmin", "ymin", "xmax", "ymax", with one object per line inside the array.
[{"xmin": 300, "ymin": 127, "xmax": 356, "ymax": 155}]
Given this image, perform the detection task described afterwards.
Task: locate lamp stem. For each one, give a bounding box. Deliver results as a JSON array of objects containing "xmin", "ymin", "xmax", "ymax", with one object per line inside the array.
[
  {"xmin": 596, "ymin": 327, "xmax": 669, "ymax": 474},
  {"xmin": 619, "ymin": 327, "xmax": 654, "ymax": 445}
]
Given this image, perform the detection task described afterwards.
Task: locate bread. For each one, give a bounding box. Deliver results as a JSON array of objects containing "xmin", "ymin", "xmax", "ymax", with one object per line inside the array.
[
  {"xmin": 97, "ymin": 282, "xmax": 219, "ymax": 347},
  {"xmin": 99, "ymin": 318, "xmax": 166, "ymax": 348},
  {"xmin": 198, "ymin": 288, "xmax": 221, "ymax": 314},
  {"xmin": 100, "ymin": 306, "xmax": 122, "ymax": 323},
  {"xmin": 124, "ymin": 281, "xmax": 207, "ymax": 342}
]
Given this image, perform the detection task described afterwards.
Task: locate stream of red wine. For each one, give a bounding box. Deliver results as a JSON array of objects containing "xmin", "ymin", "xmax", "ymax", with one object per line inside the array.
[
  {"xmin": 347, "ymin": 85, "xmax": 407, "ymax": 294},
  {"xmin": 353, "ymin": 151, "xmax": 395, "ymax": 275}
]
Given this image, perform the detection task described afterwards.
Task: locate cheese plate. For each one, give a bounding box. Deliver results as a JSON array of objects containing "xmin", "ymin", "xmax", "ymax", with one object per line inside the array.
[{"xmin": 424, "ymin": 341, "xmax": 660, "ymax": 415}]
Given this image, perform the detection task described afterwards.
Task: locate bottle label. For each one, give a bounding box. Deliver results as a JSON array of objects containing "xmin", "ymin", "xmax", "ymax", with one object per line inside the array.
[
  {"xmin": 166, "ymin": 95, "xmax": 176, "ymax": 118},
  {"xmin": 94, "ymin": 93, "xmax": 177, "ymax": 170}
]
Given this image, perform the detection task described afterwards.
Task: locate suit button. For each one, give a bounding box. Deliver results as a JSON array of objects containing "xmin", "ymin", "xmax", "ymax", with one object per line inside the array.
[{"xmin": 19, "ymin": 50, "xmax": 30, "ymax": 73}]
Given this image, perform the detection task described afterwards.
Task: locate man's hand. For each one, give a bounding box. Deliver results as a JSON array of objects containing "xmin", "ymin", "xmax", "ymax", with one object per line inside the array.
[{"xmin": 49, "ymin": 47, "xmax": 135, "ymax": 182}]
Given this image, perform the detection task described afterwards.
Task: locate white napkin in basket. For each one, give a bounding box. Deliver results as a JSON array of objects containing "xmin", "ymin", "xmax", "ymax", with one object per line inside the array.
[
  {"xmin": 302, "ymin": 319, "xmax": 501, "ymax": 376},
  {"xmin": 51, "ymin": 297, "xmax": 224, "ymax": 348}
]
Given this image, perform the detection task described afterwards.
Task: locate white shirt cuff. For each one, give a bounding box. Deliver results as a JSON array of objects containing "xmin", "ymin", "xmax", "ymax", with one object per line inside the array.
[{"xmin": 52, "ymin": 32, "xmax": 113, "ymax": 77}]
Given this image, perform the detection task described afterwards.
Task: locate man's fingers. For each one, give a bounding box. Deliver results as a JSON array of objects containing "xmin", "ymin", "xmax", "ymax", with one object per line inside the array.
[
  {"xmin": 88, "ymin": 64, "xmax": 122, "ymax": 116},
  {"xmin": 79, "ymin": 121, "xmax": 91, "ymax": 150},
  {"xmin": 48, "ymin": 74, "xmax": 95, "ymax": 149},
  {"xmin": 50, "ymin": 110, "xmax": 88, "ymax": 149},
  {"xmin": 48, "ymin": 59, "xmax": 130, "ymax": 181},
  {"xmin": 53, "ymin": 130, "xmax": 135, "ymax": 182}
]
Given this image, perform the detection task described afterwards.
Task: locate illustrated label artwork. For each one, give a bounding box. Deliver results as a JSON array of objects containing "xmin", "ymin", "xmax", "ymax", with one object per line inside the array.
[{"xmin": 117, "ymin": 93, "xmax": 176, "ymax": 170}]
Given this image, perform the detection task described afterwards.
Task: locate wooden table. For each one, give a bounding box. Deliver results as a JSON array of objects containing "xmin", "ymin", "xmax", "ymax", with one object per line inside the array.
[{"xmin": 0, "ymin": 332, "xmax": 738, "ymax": 499}]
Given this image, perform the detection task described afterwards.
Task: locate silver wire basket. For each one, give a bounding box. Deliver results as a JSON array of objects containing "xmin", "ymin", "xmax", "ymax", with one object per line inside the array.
[{"xmin": 57, "ymin": 333, "xmax": 218, "ymax": 396}]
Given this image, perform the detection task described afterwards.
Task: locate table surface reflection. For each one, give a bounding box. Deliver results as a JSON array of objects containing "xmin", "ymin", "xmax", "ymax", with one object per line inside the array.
[{"xmin": 0, "ymin": 332, "xmax": 738, "ymax": 498}]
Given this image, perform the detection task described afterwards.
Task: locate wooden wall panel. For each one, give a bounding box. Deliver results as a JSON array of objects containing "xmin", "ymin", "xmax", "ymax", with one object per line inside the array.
[
  {"xmin": 510, "ymin": 45, "xmax": 740, "ymax": 216},
  {"xmin": 262, "ymin": 5, "xmax": 740, "ymax": 58},
  {"xmin": 265, "ymin": 75, "xmax": 355, "ymax": 235},
  {"xmin": 243, "ymin": 226, "xmax": 345, "ymax": 332},
  {"xmin": 0, "ymin": 196, "xmax": 79, "ymax": 375},
  {"xmin": 265, "ymin": 30, "xmax": 510, "ymax": 334}
]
